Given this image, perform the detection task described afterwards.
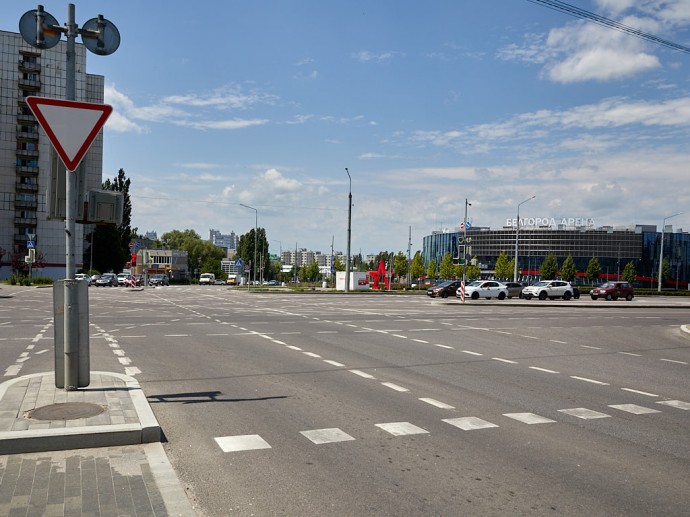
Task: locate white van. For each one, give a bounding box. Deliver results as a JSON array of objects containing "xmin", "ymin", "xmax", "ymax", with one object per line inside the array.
[{"xmin": 199, "ymin": 273, "xmax": 215, "ymax": 285}]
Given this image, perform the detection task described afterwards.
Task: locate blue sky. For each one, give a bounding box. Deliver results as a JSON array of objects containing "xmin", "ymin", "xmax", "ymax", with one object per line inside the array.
[{"xmin": 5, "ymin": 1, "xmax": 690, "ymax": 256}]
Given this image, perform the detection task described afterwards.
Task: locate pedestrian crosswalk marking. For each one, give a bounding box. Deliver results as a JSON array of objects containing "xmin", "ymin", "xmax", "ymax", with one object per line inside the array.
[
  {"xmin": 608, "ymin": 404, "xmax": 660, "ymax": 415},
  {"xmin": 503, "ymin": 413, "xmax": 556, "ymax": 424},
  {"xmin": 215, "ymin": 434, "xmax": 272, "ymax": 453},
  {"xmin": 300, "ymin": 428, "xmax": 355, "ymax": 444},
  {"xmin": 443, "ymin": 417, "xmax": 499, "ymax": 431},
  {"xmin": 656, "ymin": 400, "xmax": 690, "ymax": 410},
  {"xmin": 375, "ymin": 422, "xmax": 429, "ymax": 436},
  {"xmin": 558, "ymin": 408, "xmax": 610, "ymax": 420}
]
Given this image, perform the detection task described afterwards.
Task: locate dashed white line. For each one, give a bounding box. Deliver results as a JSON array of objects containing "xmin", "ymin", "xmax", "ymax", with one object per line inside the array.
[
  {"xmin": 392, "ymin": 334, "xmax": 408, "ymax": 339},
  {"xmin": 303, "ymin": 352, "xmax": 322, "ymax": 358},
  {"xmin": 570, "ymin": 376, "xmax": 609, "ymax": 386},
  {"xmin": 412, "ymin": 339, "xmax": 429, "ymax": 344},
  {"xmin": 381, "ymin": 382, "xmax": 409, "ymax": 392},
  {"xmin": 419, "ymin": 398, "xmax": 455, "ymax": 409},
  {"xmin": 529, "ymin": 366, "xmax": 560, "ymax": 374},
  {"xmin": 660, "ymin": 358, "xmax": 688, "ymax": 365},
  {"xmin": 621, "ymin": 388, "xmax": 658, "ymax": 397},
  {"xmin": 349, "ymin": 370, "xmax": 376, "ymax": 379},
  {"xmin": 492, "ymin": 357, "xmax": 518, "ymax": 364},
  {"xmin": 462, "ymin": 350, "xmax": 483, "ymax": 356},
  {"xmin": 581, "ymin": 345, "xmax": 601, "ymax": 350},
  {"xmin": 619, "ymin": 352, "xmax": 641, "ymax": 357},
  {"xmin": 435, "ymin": 344, "xmax": 454, "ymax": 349},
  {"xmin": 286, "ymin": 345, "xmax": 302, "ymax": 351},
  {"xmin": 323, "ymin": 360, "xmax": 346, "ymax": 367}
]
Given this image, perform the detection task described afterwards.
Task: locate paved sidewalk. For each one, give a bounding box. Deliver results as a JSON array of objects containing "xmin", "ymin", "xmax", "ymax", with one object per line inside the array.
[{"xmin": 0, "ymin": 372, "xmax": 196, "ymax": 516}]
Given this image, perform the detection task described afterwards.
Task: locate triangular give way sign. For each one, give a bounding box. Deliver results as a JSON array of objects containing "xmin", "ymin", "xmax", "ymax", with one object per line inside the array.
[{"xmin": 26, "ymin": 96, "xmax": 112, "ymax": 171}]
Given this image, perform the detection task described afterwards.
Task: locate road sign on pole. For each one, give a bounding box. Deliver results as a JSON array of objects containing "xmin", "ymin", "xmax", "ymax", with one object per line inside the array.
[{"xmin": 26, "ymin": 96, "xmax": 112, "ymax": 171}]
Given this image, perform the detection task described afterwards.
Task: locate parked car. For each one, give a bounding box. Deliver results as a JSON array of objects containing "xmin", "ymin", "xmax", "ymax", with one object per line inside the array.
[
  {"xmin": 590, "ymin": 281, "xmax": 634, "ymax": 301},
  {"xmin": 95, "ymin": 273, "xmax": 117, "ymax": 287},
  {"xmin": 75, "ymin": 273, "xmax": 91, "ymax": 286},
  {"xmin": 149, "ymin": 274, "xmax": 169, "ymax": 286},
  {"xmin": 501, "ymin": 281, "xmax": 524, "ymax": 299},
  {"xmin": 427, "ymin": 280, "xmax": 461, "ymax": 298},
  {"xmin": 199, "ymin": 273, "xmax": 215, "ymax": 285},
  {"xmin": 457, "ymin": 280, "xmax": 509, "ymax": 300},
  {"xmin": 522, "ymin": 280, "xmax": 574, "ymax": 300},
  {"xmin": 117, "ymin": 273, "xmax": 129, "ymax": 286}
]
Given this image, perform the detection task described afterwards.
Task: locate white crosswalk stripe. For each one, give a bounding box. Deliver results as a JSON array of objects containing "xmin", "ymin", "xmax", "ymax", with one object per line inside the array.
[{"xmin": 375, "ymin": 422, "xmax": 429, "ymax": 436}]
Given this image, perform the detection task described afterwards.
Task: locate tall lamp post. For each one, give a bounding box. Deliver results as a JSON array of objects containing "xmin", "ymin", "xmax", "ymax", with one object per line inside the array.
[
  {"xmin": 240, "ymin": 204, "xmax": 258, "ymax": 289},
  {"xmin": 658, "ymin": 212, "xmax": 683, "ymax": 292},
  {"xmin": 345, "ymin": 168, "xmax": 352, "ymax": 292},
  {"xmin": 462, "ymin": 199, "xmax": 471, "ymax": 283},
  {"xmin": 513, "ymin": 195, "xmax": 536, "ymax": 282}
]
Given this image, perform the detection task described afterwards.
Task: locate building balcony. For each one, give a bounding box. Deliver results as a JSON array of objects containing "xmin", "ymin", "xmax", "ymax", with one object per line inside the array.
[
  {"xmin": 14, "ymin": 217, "xmax": 37, "ymax": 226},
  {"xmin": 14, "ymin": 234, "xmax": 29, "ymax": 244},
  {"xmin": 18, "ymin": 60, "xmax": 41, "ymax": 72},
  {"xmin": 15, "ymin": 149, "xmax": 39, "ymax": 158},
  {"xmin": 16, "ymin": 182, "xmax": 38, "ymax": 192},
  {"xmin": 16, "ymin": 131, "xmax": 39, "ymax": 141},
  {"xmin": 17, "ymin": 113, "xmax": 35, "ymax": 123},
  {"xmin": 18, "ymin": 78, "xmax": 41, "ymax": 90},
  {"xmin": 14, "ymin": 200, "xmax": 38, "ymax": 209},
  {"xmin": 16, "ymin": 166, "xmax": 39, "ymax": 175}
]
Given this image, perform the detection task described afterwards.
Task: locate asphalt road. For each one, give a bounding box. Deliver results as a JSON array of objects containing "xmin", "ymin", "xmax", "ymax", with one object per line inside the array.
[{"xmin": 2, "ymin": 286, "xmax": 689, "ymax": 516}]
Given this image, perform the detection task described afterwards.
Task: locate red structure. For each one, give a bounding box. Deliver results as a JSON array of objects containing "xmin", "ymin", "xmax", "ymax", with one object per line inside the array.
[{"xmin": 369, "ymin": 259, "xmax": 391, "ymax": 290}]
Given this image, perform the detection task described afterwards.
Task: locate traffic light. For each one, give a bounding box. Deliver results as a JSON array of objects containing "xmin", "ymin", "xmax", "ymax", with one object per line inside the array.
[{"xmin": 131, "ymin": 253, "xmax": 137, "ymax": 266}]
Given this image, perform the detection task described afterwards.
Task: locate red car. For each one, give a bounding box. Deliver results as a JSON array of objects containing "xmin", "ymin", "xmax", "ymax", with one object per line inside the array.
[{"xmin": 590, "ymin": 281, "xmax": 634, "ymax": 301}]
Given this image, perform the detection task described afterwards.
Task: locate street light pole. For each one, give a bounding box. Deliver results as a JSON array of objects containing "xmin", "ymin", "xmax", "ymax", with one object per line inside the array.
[
  {"xmin": 658, "ymin": 212, "xmax": 683, "ymax": 292},
  {"xmin": 463, "ymin": 199, "xmax": 471, "ymax": 283},
  {"xmin": 345, "ymin": 168, "xmax": 352, "ymax": 292},
  {"xmin": 240, "ymin": 204, "xmax": 258, "ymax": 289},
  {"xmin": 513, "ymin": 195, "xmax": 536, "ymax": 282}
]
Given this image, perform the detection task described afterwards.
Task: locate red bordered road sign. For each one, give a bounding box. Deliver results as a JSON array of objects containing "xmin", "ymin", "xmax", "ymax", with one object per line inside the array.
[{"xmin": 26, "ymin": 96, "xmax": 112, "ymax": 171}]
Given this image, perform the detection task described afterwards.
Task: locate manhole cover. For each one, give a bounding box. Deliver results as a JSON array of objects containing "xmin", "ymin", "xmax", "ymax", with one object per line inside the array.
[{"xmin": 26, "ymin": 402, "xmax": 106, "ymax": 421}]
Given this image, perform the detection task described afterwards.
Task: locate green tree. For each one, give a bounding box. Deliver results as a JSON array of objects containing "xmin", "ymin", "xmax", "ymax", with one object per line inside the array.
[
  {"xmin": 585, "ymin": 257, "xmax": 601, "ymax": 284},
  {"xmin": 302, "ymin": 260, "xmax": 321, "ymax": 282},
  {"xmin": 394, "ymin": 252, "xmax": 409, "ymax": 283},
  {"xmin": 540, "ymin": 254, "xmax": 559, "ymax": 280},
  {"xmin": 426, "ymin": 259, "xmax": 437, "ymax": 280},
  {"xmin": 410, "ymin": 251, "xmax": 425, "ymax": 285},
  {"xmin": 560, "ymin": 255, "xmax": 577, "ymax": 283},
  {"xmin": 466, "ymin": 259, "xmax": 481, "ymax": 280},
  {"xmin": 333, "ymin": 257, "xmax": 345, "ymax": 272},
  {"xmin": 439, "ymin": 252, "xmax": 455, "ymax": 279},
  {"xmin": 494, "ymin": 251, "xmax": 513, "ymax": 279},
  {"xmin": 238, "ymin": 227, "xmax": 269, "ymax": 281},
  {"xmin": 622, "ymin": 261, "xmax": 637, "ymax": 284}
]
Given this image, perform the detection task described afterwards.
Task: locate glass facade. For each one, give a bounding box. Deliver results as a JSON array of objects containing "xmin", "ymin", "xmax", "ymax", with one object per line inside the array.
[{"xmin": 422, "ymin": 225, "xmax": 690, "ymax": 287}]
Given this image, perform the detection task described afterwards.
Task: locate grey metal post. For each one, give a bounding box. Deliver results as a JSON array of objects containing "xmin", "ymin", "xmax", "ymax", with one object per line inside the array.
[
  {"xmin": 513, "ymin": 195, "xmax": 535, "ymax": 282},
  {"xmin": 64, "ymin": 3, "xmax": 78, "ymax": 390},
  {"xmin": 345, "ymin": 168, "xmax": 352, "ymax": 292}
]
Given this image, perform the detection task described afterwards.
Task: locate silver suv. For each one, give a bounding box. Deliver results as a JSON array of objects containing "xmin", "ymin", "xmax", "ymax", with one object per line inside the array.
[{"xmin": 522, "ymin": 280, "xmax": 574, "ymax": 300}]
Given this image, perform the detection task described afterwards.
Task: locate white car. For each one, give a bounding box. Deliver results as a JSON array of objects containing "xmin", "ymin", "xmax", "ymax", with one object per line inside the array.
[
  {"xmin": 75, "ymin": 273, "xmax": 91, "ymax": 286},
  {"xmin": 522, "ymin": 280, "xmax": 574, "ymax": 300},
  {"xmin": 457, "ymin": 280, "xmax": 508, "ymax": 300}
]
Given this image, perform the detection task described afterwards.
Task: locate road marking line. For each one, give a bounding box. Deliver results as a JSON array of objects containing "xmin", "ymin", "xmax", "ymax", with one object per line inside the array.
[
  {"xmin": 581, "ymin": 345, "xmax": 601, "ymax": 350},
  {"xmin": 392, "ymin": 334, "xmax": 408, "ymax": 339},
  {"xmin": 207, "ymin": 333, "xmax": 229, "ymax": 336},
  {"xmin": 381, "ymin": 382, "xmax": 409, "ymax": 392},
  {"xmin": 619, "ymin": 352, "xmax": 641, "ymax": 357},
  {"xmin": 529, "ymin": 366, "xmax": 559, "ymax": 374},
  {"xmin": 558, "ymin": 408, "xmax": 610, "ymax": 419},
  {"xmin": 349, "ymin": 369, "xmax": 376, "ymax": 379},
  {"xmin": 520, "ymin": 335, "xmax": 539, "ymax": 340},
  {"xmin": 164, "ymin": 334, "xmax": 189, "ymax": 337},
  {"xmin": 118, "ymin": 357, "xmax": 131, "ymax": 365},
  {"xmin": 34, "ymin": 349, "xmax": 48, "ymax": 355},
  {"xmin": 656, "ymin": 400, "xmax": 690, "ymax": 410},
  {"xmin": 550, "ymin": 340, "xmax": 567, "ymax": 344},
  {"xmin": 286, "ymin": 345, "xmax": 302, "ymax": 351},
  {"xmin": 300, "ymin": 428, "xmax": 355, "ymax": 444},
  {"xmin": 323, "ymin": 360, "xmax": 346, "ymax": 367},
  {"xmin": 495, "ymin": 331, "xmax": 512, "ymax": 335},
  {"xmin": 303, "ymin": 352, "xmax": 322, "ymax": 358},
  {"xmin": 412, "ymin": 339, "xmax": 429, "ymax": 344},
  {"xmin": 621, "ymin": 388, "xmax": 659, "ymax": 397},
  {"xmin": 443, "ymin": 417, "xmax": 499, "ymax": 431},
  {"xmin": 419, "ymin": 398, "xmax": 455, "ymax": 409},
  {"xmin": 660, "ymin": 358, "xmax": 688, "ymax": 365},
  {"xmin": 317, "ymin": 331, "xmax": 338, "ymax": 334},
  {"xmin": 4, "ymin": 365, "xmax": 22, "ymax": 376},
  {"xmin": 608, "ymin": 404, "xmax": 660, "ymax": 415},
  {"xmin": 124, "ymin": 367, "xmax": 141, "ymax": 375},
  {"xmin": 113, "ymin": 349, "xmax": 126, "ymax": 356},
  {"xmin": 503, "ymin": 413, "xmax": 556, "ymax": 424},
  {"xmin": 462, "ymin": 350, "xmax": 483, "ymax": 356},
  {"xmin": 435, "ymin": 344, "xmax": 454, "ymax": 349},
  {"xmin": 570, "ymin": 376, "xmax": 609, "ymax": 385},
  {"xmin": 273, "ymin": 340, "xmax": 286, "ymax": 345},
  {"xmin": 375, "ymin": 422, "xmax": 429, "ymax": 436},
  {"xmin": 492, "ymin": 357, "xmax": 518, "ymax": 364},
  {"xmin": 215, "ymin": 434, "xmax": 272, "ymax": 452}
]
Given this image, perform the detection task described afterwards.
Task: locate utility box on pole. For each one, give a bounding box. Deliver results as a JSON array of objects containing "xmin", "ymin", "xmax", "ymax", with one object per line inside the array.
[{"xmin": 53, "ymin": 280, "xmax": 90, "ymax": 388}]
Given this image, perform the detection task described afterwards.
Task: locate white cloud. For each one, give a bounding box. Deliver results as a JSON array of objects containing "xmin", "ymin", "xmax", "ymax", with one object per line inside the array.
[{"xmin": 352, "ymin": 50, "xmax": 399, "ymax": 62}]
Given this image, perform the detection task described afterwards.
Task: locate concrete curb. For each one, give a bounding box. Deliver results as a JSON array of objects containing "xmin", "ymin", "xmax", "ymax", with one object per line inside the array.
[
  {"xmin": 0, "ymin": 371, "xmax": 161, "ymax": 455},
  {"xmin": 681, "ymin": 325, "xmax": 690, "ymax": 339}
]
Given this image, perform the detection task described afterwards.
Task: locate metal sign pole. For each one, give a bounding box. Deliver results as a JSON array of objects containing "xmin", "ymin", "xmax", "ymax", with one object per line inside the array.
[{"xmin": 63, "ymin": 4, "xmax": 79, "ymax": 390}]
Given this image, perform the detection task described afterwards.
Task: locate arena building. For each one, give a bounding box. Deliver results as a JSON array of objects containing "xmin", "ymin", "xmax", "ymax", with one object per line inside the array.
[{"xmin": 422, "ymin": 220, "xmax": 690, "ymax": 288}]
